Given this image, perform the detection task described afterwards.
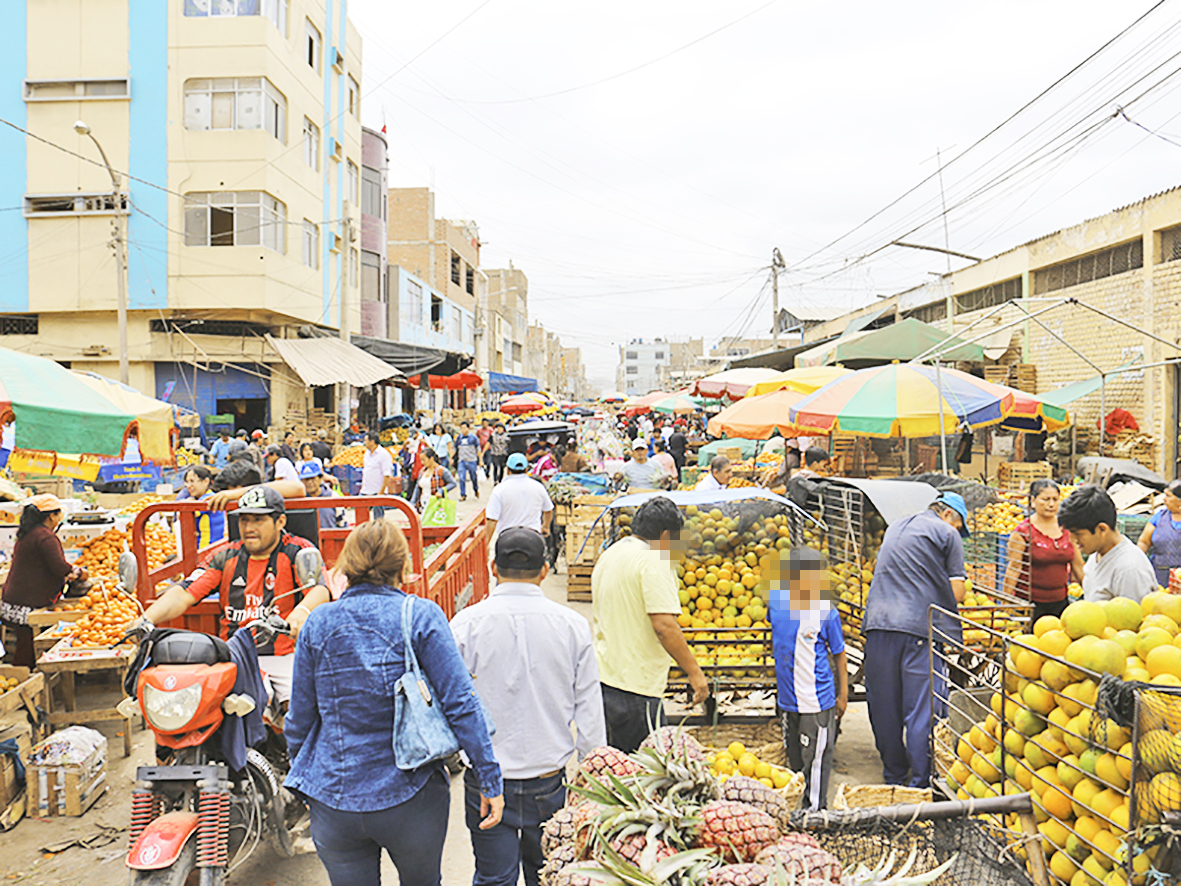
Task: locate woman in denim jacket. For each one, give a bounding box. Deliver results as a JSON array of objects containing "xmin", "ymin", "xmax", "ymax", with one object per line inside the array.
[{"xmin": 286, "ymin": 521, "xmax": 503, "ymax": 886}]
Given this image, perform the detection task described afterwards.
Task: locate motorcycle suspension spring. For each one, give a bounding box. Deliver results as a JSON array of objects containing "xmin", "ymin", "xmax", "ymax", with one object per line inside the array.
[
  {"xmin": 197, "ymin": 790, "xmax": 227, "ymax": 868},
  {"xmin": 128, "ymin": 791, "xmax": 160, "ymax": 850},
  {"xmin": 218, "ymin": 792, "xmax": 231, "ymax": 866}
]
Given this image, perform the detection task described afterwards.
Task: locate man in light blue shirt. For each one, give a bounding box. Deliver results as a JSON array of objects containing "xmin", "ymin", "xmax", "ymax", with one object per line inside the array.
[
  {"xmin": 451, "ymin": 528, "xmax": 605, "ymax": 886},
  {"xmin": 209, "ymin": 430, "xmax": 233, "ymax": 469}
]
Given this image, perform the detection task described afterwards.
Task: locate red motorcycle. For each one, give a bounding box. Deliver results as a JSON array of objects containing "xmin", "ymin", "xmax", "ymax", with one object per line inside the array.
[{"xmin": 115, "ymin": 549, "xmax": 321, "ymax": 885}]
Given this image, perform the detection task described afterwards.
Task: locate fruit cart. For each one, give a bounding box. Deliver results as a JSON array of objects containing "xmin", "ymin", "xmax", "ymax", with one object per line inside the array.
[{"xmin": 928, "ymin": 598, "xmax": 1180, "ymax": 886}]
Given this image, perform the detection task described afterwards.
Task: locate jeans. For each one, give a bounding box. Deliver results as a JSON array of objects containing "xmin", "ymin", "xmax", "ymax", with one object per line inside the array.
[
  {"xmin": 601, "ymin": 684, "xmax": 666, "ymax": 754},
  {"xmin": 464, "ymin": 769, "xmax": 565, "ymax": 886},
  {"xmin": 458, "ymin": 460, "xmax": 480, "ymax": 498},
  {"xmin": 307, "ymin": 769, "xmax": 450, "ymax": 886},
  {"xmin": 864, "ymin": 630, "xmax": 945, "ymax": 788},
  {"xmin": 488, "ymin": 454, "xmax": 507, "ymax": 484}
]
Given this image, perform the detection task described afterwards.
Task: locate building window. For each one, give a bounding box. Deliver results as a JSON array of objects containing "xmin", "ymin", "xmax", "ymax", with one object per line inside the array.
[
  {"xmin": 512, "ymin": 342, "xmax": 522, "ymax": 363},
  {"xmin": 465, "ymin": 265, "xmax": 474, "ymax": 295},
  {"xmin": 955, "ymin": 277, "xmax": 1021, "ymax": 313},
  {"xmin": 0, "ymin": 315, "xmax": 38, "ymax": 335},
  {"xmin": 302, "ymin": 220, "xmax": 319, "ymax": 268},
  {"xmin": 183, "ymin": 78, "xmax": 286, "ymax": 140},
  {"xmin": 451, "ymin": 253, "xmax": 461, "ymax": 286},
  {"xmin": 183, "ymin": 191, "xmax": 286, "ymax": 251},
  {"xmin": 24, "ymin": 79, "xmax": 129, "ymax": 101},
  {"xmin": 626, "ymin": 366, "xmax": 638, "ymax": 375},
  {"xmin": 625, "ymin": 351, "xmax": 638, "ymax": 360},
  {"xmin": 183, "ymin": 0, "xmax": 287, "ymax": 32},
  {"xmin": 903, "ymin": 300, "xmax": 948, "ymax": 324},
  {"xmin": 452, "ymin": 306, "xmax": 461, "ymax": 337},
  {"xmin": 305, "ymin": 19, "xmax": 322, "ymax": 73},
  {"xmin": 347, "ymin": 160, "xmax": 359, "ymax": 206},
  {"xmin": 24, "ymin": 193, "xmax": 127, "ymax": 217},
  {"xmin": 347, "ymin": 75, "xmax": 359, "ymax": 118},
  {"xmin": 1161, "ymin": 225, "xmax": 1181, "ymax": 263},
  {"xmin": 407, "ymin": 281, "xmax": 423, "ymax": 326},
  {"xmin": 302, "ymin": 118, "xmax": 320, "ymax": 170},
  {"xmin": 431, "ymin": 295, "xmax": 444, "ymax": 332},
  {"xmin": 361, "ymin": 168, "xmax": 383, "ymax": 218},
  {"xmin": 654, "ymin": 351, "xmax": 664, "ymax": 360},
  {"xmin": 361, "ymin": 253, "xmax": 380, "ymax": 302},
  {"xmin": 349, "ymin": 248, "xmax": 359, "ymax": 287},
  {"xmin": 1034, "ymin": 239, "xmax": 1144, "ymax": 294}
]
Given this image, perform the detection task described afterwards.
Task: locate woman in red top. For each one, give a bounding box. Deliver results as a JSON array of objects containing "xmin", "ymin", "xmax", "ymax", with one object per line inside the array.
[
  {"xmin": 1003, "ymin": 479, "xmax": 1085, "ymax": 623},
  {"xmin": 0, "ymin": 494, "xmax": 86, "ymax": 667}
]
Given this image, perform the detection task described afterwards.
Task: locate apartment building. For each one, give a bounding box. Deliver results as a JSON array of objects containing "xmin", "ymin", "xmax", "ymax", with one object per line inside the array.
[
  {"xmin": 359, "ymin": 125, "xmax": 387, "ymax": 338},
  {"xmin": 484, "ymin": 265, "xmax": 529, "ymax": 377},
  {"xmin": 0, "ymin": 1, "xmax": 367, "ymax": 430},
  {"xmin": 616, "ymin": 340, "xmax": 670, "ymax": 396}
]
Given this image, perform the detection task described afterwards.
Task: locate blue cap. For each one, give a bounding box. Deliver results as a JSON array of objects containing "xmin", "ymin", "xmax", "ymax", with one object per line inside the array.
[
  {"xmin": 937, "ymin": 491, "xmax": 971, "ymax": 537},
  {"xmin": 507, "ymin": 453, "xmax": 528, "ymax": 472},
  {"xmin": 299, "ymin": 461, "xmax": 324, "ymax": 479}
]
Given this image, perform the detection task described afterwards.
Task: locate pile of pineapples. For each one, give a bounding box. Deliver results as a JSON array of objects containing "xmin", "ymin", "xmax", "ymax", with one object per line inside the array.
[{"xmin": 540, "ymin": 727, "xmax": 954, "ymax": 886}]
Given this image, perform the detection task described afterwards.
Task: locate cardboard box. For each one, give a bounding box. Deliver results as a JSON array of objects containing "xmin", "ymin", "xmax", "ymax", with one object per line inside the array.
[{"xmin": 26, "ymin": 733, "xmax": 107, "ymax": 817}]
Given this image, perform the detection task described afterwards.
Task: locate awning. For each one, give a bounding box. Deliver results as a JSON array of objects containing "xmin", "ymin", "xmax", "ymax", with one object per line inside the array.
[
  {"xmin": 842, "ymin": 305, "xmax": 893, "ymax": 337},
  {"xmin": 796, "ymin": 318, "xmax": 984, "ymax": 368},
  {"xmin": 489, "ymin": 371, "xmax": 539, "ymax": 393},
  {"xmin": 266, "ymin": 335, "xmax": 403, "ymax": 387},
  {"xmin": 1040, "ymin": 360, "xmax": 1143, "ymax": 407},
  {"xmin": 406, "ymin": 369, "xmax": 483, "ymax": 390},
  {"xmin": 350, "ymin": 335, "xmax": 473, "ymax": 377},
  {"xmin": 727, "ymin": 338, "xmax": 837, "ymax": 371}
]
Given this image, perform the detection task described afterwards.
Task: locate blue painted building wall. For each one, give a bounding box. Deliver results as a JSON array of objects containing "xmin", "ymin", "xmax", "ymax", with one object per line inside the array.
[
  {"xmin": 394, "ymin": 267, "xmax": 475, "ymax": 355},
  {"xmin": 0, "ymin": 5, "xmax": 28, "ymax": 312}
]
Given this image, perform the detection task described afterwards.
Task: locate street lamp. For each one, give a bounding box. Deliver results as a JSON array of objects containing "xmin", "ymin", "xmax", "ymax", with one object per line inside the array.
[{"xmin": 74, "ymin": 120, "xmax": 129, "ymax": 385}]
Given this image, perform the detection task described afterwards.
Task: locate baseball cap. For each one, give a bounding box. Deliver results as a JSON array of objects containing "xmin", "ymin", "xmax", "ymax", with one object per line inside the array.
[
  {"xmin": 507, "ymin": 453, "xmax": 528, "ymax": 472},
  {"xmin": 28, "ymin": 493, "xmax": 63, "ymax": 512},
  {"xmin": 495, "ymin": 527, "xmax": 547, "ymax": 572},
  {"xmin": 299, "ymin": 461, "xmax": 324, "ymax": 479},
  {"xmin": 937, "ymin": 491, "xmax": 971, "ymax": 538},
  {"xmin": 251, "ymin": 430, "xmax": 264, "ymax": 440},
  {"xmin": 632, "ymin": 438, "xmax": 647, "ymax": 450},
  {"xmin": 236, "ymin": 485, "xmax": 286, "ymax": 515}
]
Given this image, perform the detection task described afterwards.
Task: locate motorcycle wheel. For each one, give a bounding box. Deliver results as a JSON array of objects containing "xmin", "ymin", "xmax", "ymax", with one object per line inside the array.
[
  {"xmin": 128, "ymin": 839, "xmax": 196, "ymax": 886},
  {"xmin": 245, "ymin": 749, "xmax": 297, "ymax": 859}
]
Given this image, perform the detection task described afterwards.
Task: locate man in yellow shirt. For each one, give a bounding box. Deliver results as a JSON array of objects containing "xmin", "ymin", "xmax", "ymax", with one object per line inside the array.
[{"xmin": 591, "ymin": 496, "xmax": 709, "ymax": 751}]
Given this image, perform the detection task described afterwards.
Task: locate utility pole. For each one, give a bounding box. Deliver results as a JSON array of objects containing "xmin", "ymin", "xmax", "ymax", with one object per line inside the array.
[
  {"xmin": 771, "ymin": 247, "xmax": 785, "ymax": 347},
  {"xmin": 75, "ymin": 121, "xmax": 128, "ymax": 384}
]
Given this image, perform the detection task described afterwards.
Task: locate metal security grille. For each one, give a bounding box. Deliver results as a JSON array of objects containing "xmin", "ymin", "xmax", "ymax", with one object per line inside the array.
[
  {"xmin": 904, "ymin": 300, "xmax": 947, "ymax": 324},
  {"xmin": 955, "ymin": 277, "xmax": 1022, "ymax": 313},
  {"xmin": 0, "ymin": 315, "xmax": 37, "ymax": 335},
  {"xmin": 1161, "ymin": 225, "xmax": 1181, "ymax": 263},
  {"xmin": 1033, "ymin": 239, "xmax": 1143, "ymax": 294},
  {"xmin": 150, "ymin": 319, "xmax": 270, "ymax": 338}
]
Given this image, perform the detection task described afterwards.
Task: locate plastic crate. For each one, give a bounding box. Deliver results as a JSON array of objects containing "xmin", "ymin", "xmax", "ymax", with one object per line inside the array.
[
  {"xmin": 1117, "ymin": 512, "xmax": 1150, "ymax": 544},
  {"xmin": 332, "ymin": 465, "xmax": 363, "ymax": 496}
]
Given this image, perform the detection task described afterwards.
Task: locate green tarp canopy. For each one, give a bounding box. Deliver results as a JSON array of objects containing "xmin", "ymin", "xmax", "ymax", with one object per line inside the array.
[
  {"xmin": 1040, "ymin": 361, "xmax": 1142, "ymax": 407},
  {"xmin": 696, "ymin": 437, "xmax": 764, "ymax": 467},
  {"xmin": 796, "ymin": 317, "xmax": 985, "ymax": 368}
]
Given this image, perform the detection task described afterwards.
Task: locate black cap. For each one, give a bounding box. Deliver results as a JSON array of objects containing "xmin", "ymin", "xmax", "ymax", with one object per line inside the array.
[
  {"xmin": 236, "ymin": 485, "xmax": 286, "ymax": 515},
  {"xmin": 495, "ymin": 527, "xmax": 547, "ymax": 572}
]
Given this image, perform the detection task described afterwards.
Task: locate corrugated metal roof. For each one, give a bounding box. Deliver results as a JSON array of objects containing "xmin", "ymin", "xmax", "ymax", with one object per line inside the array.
[{"xmin": 266, "ymin": 335, "xmax": 403, "ymax": 387}]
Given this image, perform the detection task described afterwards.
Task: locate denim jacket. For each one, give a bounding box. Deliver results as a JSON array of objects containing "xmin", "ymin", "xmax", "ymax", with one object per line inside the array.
[{"xmin": 285, "ymin": 583, "xmax": 502, "ymax": 811}]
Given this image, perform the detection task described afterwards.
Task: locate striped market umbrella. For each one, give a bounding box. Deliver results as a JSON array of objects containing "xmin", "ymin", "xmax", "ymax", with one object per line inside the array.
[
  {"xmin": 788, "ymin": 363, "xmax": 1071, "ymax": 437},
  {"xmin": 649, "ymin": 394, "xmax": 702, "ymax": 415},
  {"xmin": 708, "ymin": 388, "xmax": 808, "ymax": 439},
  {"xmin": 500, "ymin": 392, "xmax": 553, "ymax": 414},
  {"xmin": 744, "ymin": 366, "xmax": 853, "ymax": 398},
  {"xmin": 692, "ymin": 368, "xmax": 782, "ymax": 400}
]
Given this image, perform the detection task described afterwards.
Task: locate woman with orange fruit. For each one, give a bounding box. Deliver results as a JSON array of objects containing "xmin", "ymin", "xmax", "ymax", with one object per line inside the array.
[{"xmin": 0, "ymin": 494, "xmax": 87, "ymax": 666}]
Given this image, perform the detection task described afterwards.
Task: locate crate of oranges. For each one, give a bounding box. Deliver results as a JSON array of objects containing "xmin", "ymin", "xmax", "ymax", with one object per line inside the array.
[{"xmin": 65, "ymin": 588, "xmax": 141, "ymax": 649}]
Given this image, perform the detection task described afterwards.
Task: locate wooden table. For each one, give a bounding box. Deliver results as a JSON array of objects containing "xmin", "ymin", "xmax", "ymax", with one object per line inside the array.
[
  {"xmin": 0, "ymin": 665, "xmax": 50, "ymax": 743},
  {"xmin": 36, "ymin": 642, "xmax": 135, "ymax": 757}
]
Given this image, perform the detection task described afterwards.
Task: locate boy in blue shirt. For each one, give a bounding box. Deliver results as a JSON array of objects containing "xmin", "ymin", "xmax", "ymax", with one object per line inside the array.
[{"xmin": 768, "ymin": 547, "xmax": 848, "ymax": 810}]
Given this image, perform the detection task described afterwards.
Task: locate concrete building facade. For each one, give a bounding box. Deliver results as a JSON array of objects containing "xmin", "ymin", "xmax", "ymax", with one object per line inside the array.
[
  {"xmin": 359, "ymin": 126, "xmax": 387, "ymax": 339},
  {"xmin": 484, "ymin": 266, "xmax": 528, "ymax": 378},
  {"xmin": 0, "ymin": 0, "xmax": 364, "ymax": 431}
]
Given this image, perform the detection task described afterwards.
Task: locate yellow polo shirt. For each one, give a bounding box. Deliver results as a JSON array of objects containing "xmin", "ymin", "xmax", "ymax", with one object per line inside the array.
[{"xmin": 591, "ymin": 536, "xmax": 682, "ymax": 698}]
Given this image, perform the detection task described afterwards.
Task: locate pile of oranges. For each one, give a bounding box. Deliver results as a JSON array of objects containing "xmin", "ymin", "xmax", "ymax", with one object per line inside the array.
[
  {"xmin": 72, "ymin": 524, "xmax": 178, "ymax": 592},
  {"xmin": 65, "ymin": 589, "xmax": 140, "ymax": 648},
  {"xmin": 118, "ymin": 494, "xmax": 173, "ymax": 516}
]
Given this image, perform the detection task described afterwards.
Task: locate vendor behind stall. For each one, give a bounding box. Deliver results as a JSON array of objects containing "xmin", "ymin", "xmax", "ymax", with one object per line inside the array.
[
  {"xmin": 1137, "ymin": 479, "xmax": 1181, "ymax": 587},
  {"xmin": 0, "ymin": 495, "xmax": 86, "ymax": 667},
  {"xmin": 1002, "ymin": 479, "xmax": 1084, "ymax": 622}
]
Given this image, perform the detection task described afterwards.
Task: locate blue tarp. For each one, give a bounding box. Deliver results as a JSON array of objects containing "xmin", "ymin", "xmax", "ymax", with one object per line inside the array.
[{"xmin": 489, "ymin": 371, "xmax": 538, "ymax": 393}]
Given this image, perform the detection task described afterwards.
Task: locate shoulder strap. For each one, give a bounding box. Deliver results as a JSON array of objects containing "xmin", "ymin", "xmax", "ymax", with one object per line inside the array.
[{"xmin": 401, "ymin": 594, "xmax": 421, "ymax": 677}]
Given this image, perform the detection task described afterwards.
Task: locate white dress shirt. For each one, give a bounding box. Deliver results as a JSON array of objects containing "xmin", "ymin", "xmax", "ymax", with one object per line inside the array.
[{"xmin": 450, "ymin": 581, "xmax": 606, "ymax": 780}]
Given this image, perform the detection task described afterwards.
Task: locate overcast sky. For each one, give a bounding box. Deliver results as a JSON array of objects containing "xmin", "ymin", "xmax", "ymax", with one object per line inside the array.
[{"xmin": 349, "ymin": 0, "xmax": 1181, "ymax": 392}]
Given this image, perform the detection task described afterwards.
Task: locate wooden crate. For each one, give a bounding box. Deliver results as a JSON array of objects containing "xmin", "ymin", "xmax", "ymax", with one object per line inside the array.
[
  {"xmin": 26, "ymin": 733, "xmax": 107, "ymax": 817},
  {"xmin": 834, "ymin": 783, "xmax": 931, "ymax": 809},
  {"xmin": 717, "ymin": 447, "xmax": 743, "ymax": 463},
  {"xmin": 1012, "ymin": 363, "xmax": 1037, "ymax": 393},
  {"xmin": 567, "ymin": 564, "xmax": 593, "ymax": 603},
  {"xmin": 998, "ymin": 460, "xmax": 1052, "ymax": 491},
  {"xmin": 0, "ymin": 666, "xmax": 45, "ymax": 720},
  {"xmin": 566, "ymin": 522, "xmax": 606, "ymax": 565},
  {"xmin": 983, "ymin": 366, "xmax": 1011, "ymax": 386},
  {"xmin": 553, "ymin": 502, "xmax": 573, "ymax": 526}
]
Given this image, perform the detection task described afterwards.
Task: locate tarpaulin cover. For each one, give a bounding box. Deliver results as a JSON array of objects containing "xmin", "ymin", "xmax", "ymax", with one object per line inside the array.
[
  {"xmin": 821, "ymin": 477, "xmax": 939, "ymax": 526},
  {"xmin": 350, "ymin": 335, "xmax": 472, "ymax": 377},
  {"xmin": 489, "ymin": 371, "xmax": 539, "ymax": 393},
  {"xmin": 795, "ymin": 318, "xmax": 984, "ymax": 368}
]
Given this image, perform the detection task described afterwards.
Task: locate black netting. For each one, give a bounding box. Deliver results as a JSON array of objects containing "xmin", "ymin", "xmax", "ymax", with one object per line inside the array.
[
  {"xmin": 1134, "ymin": 686, "xmax": 1181, "ymax": 827},
  {"xmin": 787, "ymin": 807, "xmax": 1035, "ymax": 886}
]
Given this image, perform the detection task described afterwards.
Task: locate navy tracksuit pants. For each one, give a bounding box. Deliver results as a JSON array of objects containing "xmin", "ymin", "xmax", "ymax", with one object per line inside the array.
[{"xmin": 864, "ymin": 629, "xmax": 946, "ymax": 788}]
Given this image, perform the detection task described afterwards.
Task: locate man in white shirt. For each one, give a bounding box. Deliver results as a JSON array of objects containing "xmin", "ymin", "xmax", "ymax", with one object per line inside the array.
[
  {"xmin": 622, "ymin": 439, "xmax": 664, "ymax": 490},
  {"xmin": 451, "ymin": 528, "xmax": 605, "ymax": 886},
  {"xmin": 1059, "ymin": 485, "xmax": 1157, "ymax": 602},
  {"xmin": 360, "ymin": 431, "xmax": 398, "ymax": 519},
  {"xmin": 695, "ymin": 455, "xmax": 732, "ymax": 492},
  {"xmin": 485, "ymin": 453, "xmax": 554, "ymax": 542},
  {"xmin": 265, "ymin": 445, "xmax": 300, "ymax": 484}
]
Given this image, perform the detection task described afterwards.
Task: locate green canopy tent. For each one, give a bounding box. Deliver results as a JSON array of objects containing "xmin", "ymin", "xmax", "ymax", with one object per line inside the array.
[{"xmin": 795, "ymin": 317, "xmax": 985, "ymax": 368}]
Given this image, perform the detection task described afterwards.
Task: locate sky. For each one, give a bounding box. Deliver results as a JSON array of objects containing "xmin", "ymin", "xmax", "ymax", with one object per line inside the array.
[{"xmin": 348, "ymin": 0, "xmax": 1181, "ymax": 392}]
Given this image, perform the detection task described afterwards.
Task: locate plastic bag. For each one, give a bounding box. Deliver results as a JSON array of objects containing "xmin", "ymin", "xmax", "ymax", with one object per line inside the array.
[{"xmin": 421, "ymin": 495, "xmax": 457, "ymax": 527}]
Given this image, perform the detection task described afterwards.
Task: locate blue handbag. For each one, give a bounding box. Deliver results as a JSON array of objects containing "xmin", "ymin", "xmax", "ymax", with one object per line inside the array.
[{"xmin": 392, "ymin": 594, "xmax": 495, "ymax": 771}]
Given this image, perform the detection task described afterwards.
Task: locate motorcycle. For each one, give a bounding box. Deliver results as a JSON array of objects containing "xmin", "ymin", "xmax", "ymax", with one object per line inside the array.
[{"xmin": 115, "ymin": 548, "xmax": 324, "ymax": 885}]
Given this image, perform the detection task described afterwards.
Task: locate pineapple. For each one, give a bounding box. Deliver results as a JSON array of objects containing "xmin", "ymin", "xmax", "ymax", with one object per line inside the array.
[
  {"xmin": 720, "ymin": 776, "xmax": 795, "ymax": 831},
  {"xmin": 540, "ymin": 842, "xmax": 582, "ymax": 885},
  {"xmin": 706, "ymin": 863, "xmax": 773, "ymax": 885},
  {"xmin": 577, "ymin": 747, "xmax": 640, "ymax": 785},
  {"xmin": 542, "ymin": 802, "xmax": 601, "ymax": 860},
  {"xmin": 608, "ymin": 832, "xmax": 675, "ymax": 872},
  {"xmin": 546, "ymin": 863, "xmax": 623, "ymax": 886},
  {"xmin": 694, "ymin": 801, "xmax": 779, "ymax": 863},
  {"xmin": 639, "ymin": 726, "xmax": 708, "ymax": 762},
  {"xmin": 753, "ymin": 840, "xmax": 841, "ymax": 883}
]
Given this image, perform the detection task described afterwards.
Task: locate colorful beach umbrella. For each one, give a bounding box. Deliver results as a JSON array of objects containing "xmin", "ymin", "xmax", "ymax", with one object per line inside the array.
[
  {"xmin": 708, "ymin": 388, "xmax": 809, "ymax": 439},
  {"xmin": 744, "ymin": 366, "xmax": 853, "ymax": 398},
  {"xmin": 692, "ymin": 368, "xmax": 782, "ymax": 400},
  {"xmin": 788, "ymin": 364, "xmax": 1071, "ymax": 437},
  {"xmin": 500, "ymin": 392, "xmax": 552, "ymax": 414},
  {"xmin": 650, "ymin": 394, "xmax": 702, "ymax": 415}
]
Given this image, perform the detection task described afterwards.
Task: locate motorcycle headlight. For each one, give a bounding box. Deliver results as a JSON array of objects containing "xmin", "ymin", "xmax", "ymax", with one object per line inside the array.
[{"xmin": 143, "ymin": 683, "xmax": 203, "ymax": 732}]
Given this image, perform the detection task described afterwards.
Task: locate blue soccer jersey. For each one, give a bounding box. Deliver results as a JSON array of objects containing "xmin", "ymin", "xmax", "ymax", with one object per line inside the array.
[{"xmin": 769, "ymin": 604, "xmax": 845, "ymax": 713}]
